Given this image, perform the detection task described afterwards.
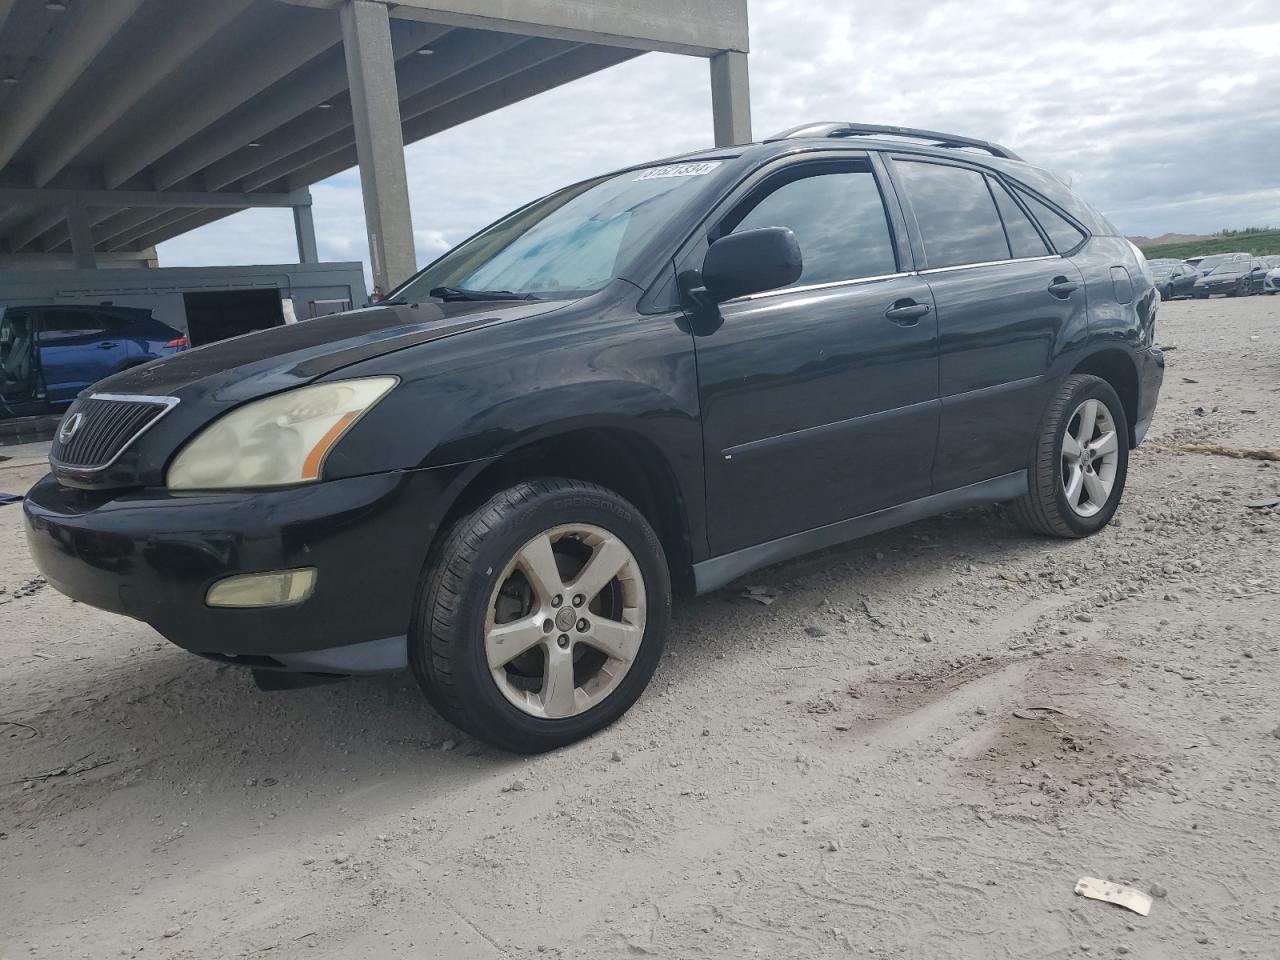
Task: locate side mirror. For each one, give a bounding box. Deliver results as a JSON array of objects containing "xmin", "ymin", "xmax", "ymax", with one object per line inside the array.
[{"xmin": 701, "ymin": 227, "xmax": 803, "ymax": 302}]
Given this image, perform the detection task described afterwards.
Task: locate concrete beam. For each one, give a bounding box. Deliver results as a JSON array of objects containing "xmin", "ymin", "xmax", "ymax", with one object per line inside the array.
[
  {"xmin": 26, "ymin": 206, "xmax": 119, "ymax": 253},
  {"xmin": 0, "ymin": 186, "xmax": 311, "ymax": 209},
  {"xmin": 0, "ymin": 203, "xmax": 36, "ymax": 241},
  {"xmin": 66, "ymin": 207, "xmax": 97, "ymax": 269},
  {"xmin": 0, "ymin": 0, "xmax": 147, "ymax": 171},
  {"xmin": 210, "ymin": 30, "xmax": 530, "ymax": 192},
  {"xmin": 103, "ymin": 10, "xmax": 342, "ymax": 188},
  {"xmin": 153, "ymin": 21, "xmax": 446, "ymax": 190},
  {"xmin": 31, "ymin": 0, "xmax": 256, "ymax": 187},
  {"xmin": 710, "ymin": 51, "xmax": 752, "ymax": 147},
  {"xmin": 294, "ymin": 203, "xmax": 319, "ymax": 263},
  {"xmin": 104, "ymin": 209, "xmax": 192, "ymax": 252},
  {"xmin": 342, "ymin": 0, "xmax": 417, "ymax": 293},
  {"xmin": 134, "ymin": 209, "xmax": 241, "ymax": 253},
  {"xmin": 286, "ymin": 44, "xmax": 639, "ymax": 192},
  {"xmin": 6, "ymin": 207, "xmax": 68, "ymax": 253},
  {"xmin": 310, "ymin": 0, "xmax": 750, "ymax": 57},
  {"xmin": 0, "ymin": 249, "xmax": 159, "ymax": 269},
  {"xmin": 93, "ymin": 208, "xmax": 167, "ymax": 246},
  {"xmin": 241, "ymin": 36, "xmax": 571, "ymax": 192}
]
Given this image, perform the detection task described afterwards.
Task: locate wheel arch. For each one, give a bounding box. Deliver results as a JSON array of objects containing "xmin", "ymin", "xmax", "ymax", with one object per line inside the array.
[
  {"xmin": 1069, "ymin": 349, "xmax": 1139, "ymax": 447},
  {"xmin": 428, "ymin": 423, "xmax": 698, "ymax": 598}
]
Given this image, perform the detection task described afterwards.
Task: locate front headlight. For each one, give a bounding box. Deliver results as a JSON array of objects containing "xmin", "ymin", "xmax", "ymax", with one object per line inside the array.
[{"xmin": 167, "ymin": 377, "xmax": 397, "ymax": 490}]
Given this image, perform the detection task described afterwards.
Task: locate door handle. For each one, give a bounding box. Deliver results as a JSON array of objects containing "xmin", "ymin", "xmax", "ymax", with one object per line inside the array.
[
  {"xmin": 97, "ymin": 341, "xmax": 119, "ymax": 349},
  {"xmin": 884, "ymin": 300, "xmax": 931, "ymax": 325},
  {"xmin": 1048, "ymin": 277, "xmax": 1079, "ymax": 299}
]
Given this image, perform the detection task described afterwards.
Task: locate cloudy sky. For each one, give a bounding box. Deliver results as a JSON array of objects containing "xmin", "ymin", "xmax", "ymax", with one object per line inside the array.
[{"xmin": 158, "ymin": 0, "xmax": 1280, "ymax": 281}]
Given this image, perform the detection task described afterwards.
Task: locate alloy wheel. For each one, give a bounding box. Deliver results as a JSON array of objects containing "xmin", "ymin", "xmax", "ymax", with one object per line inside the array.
[
  {"xmin": 1061, "ymin": 398, "xmax": 1120, "ymax": 518},
  {"xmin": 484, "ymin": 524, "xmax": 646, "ymax": 719}
]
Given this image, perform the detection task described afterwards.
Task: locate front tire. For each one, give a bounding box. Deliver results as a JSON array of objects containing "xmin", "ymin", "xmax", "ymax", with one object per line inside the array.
[
  {"xmin": 410, "ymin": 478, "xmax": 671, "ymax": 753},
  {"xmin": 1010, "ymin": 374, "xmax": 1129, "ymax": 538}
]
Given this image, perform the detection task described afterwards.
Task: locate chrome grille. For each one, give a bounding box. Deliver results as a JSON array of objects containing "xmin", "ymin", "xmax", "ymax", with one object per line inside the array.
[{"xmin": 50, "ymin": 394, "xmax": 179, "ymax": 470}]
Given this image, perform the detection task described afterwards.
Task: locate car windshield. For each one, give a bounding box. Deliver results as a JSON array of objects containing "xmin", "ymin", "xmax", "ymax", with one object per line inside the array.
[
  {"xmin": 1208, "ymin": 260, "xmax": 1247, "ymax": 276},
  {"xmin": 393, "ymin": 161, "xmax": 726, "ymax": 302}
]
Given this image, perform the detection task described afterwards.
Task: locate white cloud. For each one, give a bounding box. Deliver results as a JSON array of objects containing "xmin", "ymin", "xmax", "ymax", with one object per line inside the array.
[{"xmin": 159, "ymin": 0, "xmax": 1280, "ymax": 279}]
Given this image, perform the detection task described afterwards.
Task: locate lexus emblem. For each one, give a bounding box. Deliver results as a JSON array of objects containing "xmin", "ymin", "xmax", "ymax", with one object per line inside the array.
[{"xmin": 58, "ymin": 412, "xmax": 85, "ymax": 444}]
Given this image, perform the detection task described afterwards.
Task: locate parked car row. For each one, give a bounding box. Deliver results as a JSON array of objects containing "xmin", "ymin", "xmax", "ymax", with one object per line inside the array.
[
  {"xmin": 1148, "ymin": 253, "xmax": 1280, "ymax": 300},
  {"xmin": 0, "ymin": 304, "xmax": 187, "ymax": 418}
]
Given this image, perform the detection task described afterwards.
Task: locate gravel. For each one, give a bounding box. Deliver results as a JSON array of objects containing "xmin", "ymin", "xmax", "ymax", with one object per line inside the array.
[{"xmin": 1, "ymin": 296, "xmax": 1277, "ymax": 958}]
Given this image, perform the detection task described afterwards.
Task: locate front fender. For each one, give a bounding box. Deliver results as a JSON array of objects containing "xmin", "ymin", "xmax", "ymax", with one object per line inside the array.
[{"xmin": 322, "ymin": 297, "xmax": 700, "ymax": 481}]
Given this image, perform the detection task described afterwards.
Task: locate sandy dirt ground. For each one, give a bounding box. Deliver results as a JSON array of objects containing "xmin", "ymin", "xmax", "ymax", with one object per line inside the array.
[{"xmin": 1, "ymin": 295, "xmax": 1277, "ymax": 960}]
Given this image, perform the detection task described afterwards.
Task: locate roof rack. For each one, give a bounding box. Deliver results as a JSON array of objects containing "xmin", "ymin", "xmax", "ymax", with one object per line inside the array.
[{"xmin": 763, "ymin": 122, "xmax": 1023, "ymax": 161}]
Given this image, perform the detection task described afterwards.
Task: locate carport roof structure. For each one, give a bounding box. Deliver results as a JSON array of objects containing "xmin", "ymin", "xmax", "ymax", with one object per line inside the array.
[{"xmin": 0, "ymin": 0, "xmax": 751, "ymax": 290}]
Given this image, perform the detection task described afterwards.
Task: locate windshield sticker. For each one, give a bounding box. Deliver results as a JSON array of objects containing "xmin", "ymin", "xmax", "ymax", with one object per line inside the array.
[{"xmin": 633, "ymin": 161, "xmax": 722, "ymax": 181}]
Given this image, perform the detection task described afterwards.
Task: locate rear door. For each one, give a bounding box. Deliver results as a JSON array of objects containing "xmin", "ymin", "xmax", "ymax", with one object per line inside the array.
[
  {"xmin": 36, "ymin": 308, "xmax": 127, "ymax": 403},
  {"xmin": 687, "ymin": 155, "xmax": 940, "ymax": 555},
  {"xmin": 887, "ymin": 156, "xmax": 1087, "ymax": 493}
]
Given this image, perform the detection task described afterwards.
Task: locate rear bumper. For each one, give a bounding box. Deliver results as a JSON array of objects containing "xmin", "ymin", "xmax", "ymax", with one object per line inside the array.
[
  {"xmin": 1132, "ymin": 345, "xmax": 1164, "ymax": 447},
  {"xmin": 22, "ymin": 464, "xmax": 472, "ymax": 668}
]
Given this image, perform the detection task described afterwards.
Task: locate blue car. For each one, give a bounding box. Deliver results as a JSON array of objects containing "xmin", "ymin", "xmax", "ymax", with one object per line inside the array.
[{"xmin": 1, "ymin": 304, "xmax": 187, "ymax": 416}]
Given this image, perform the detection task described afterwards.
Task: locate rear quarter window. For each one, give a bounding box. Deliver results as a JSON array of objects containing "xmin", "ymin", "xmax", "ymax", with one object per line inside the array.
[
  {"xmin": 988, "ymin": 178, "xmax": 1051, "ymax": 259},
  {"xmin": 1014, "ymin": 189, "xmax": 1088, "ymax": 254}
]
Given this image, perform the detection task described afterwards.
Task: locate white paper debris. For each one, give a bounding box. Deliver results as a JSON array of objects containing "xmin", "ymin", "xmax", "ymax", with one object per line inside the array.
[{"xmin": 1074, "ymin": 877, "xmax": 1153, "ymax": 917}]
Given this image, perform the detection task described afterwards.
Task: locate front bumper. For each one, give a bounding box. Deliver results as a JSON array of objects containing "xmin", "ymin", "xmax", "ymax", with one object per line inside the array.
[
  {"xmin": 22, "ymin": 465, "xmax": 472, "ymax": 670},
  {"xmin": 1132, "ymin": 345, "xmax": 1164, "ymax": 446}
]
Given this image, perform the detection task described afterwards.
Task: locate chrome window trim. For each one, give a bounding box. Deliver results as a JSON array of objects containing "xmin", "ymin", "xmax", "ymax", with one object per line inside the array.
[
  {"xmin": 724, "ymin": 253, "xmax": 1065, "ymax": 304},
  {"xmin": 727, "ymin": 271, "xmax": 915, "ymax": 304},
  {"xmin": 917, "ymin": 254, "xmax": 1062, "ymax": 275},
  {"xmin": 49, "ymin": 393, "xmax": 181, "ymax": 475}
]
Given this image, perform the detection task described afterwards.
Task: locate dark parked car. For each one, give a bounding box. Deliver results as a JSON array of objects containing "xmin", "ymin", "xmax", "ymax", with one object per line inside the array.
[
  {"xmin": 24, "ymin": 122, "xmax": 1164, "ymax": 752},
  {"xmin": 1148, "ymin": 259, "xmax": 1198, "ymax": 300},
  {"xmin": 1193, "ymin": 258, "xmax": 1264, "ymax": 297},
  {"xmin": 1, "ymin": 304, "xmax": 186, "ymax": 417}
]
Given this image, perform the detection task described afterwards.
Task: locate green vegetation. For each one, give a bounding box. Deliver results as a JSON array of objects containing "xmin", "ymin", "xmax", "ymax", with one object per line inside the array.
[{"xmin": 1141, "ymin": 228, "xmax": 1280, "ymax": 260}]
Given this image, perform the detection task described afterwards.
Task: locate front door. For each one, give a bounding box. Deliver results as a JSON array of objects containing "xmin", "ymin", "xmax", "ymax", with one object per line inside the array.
[{"xmin": 690, "ymin": 159, "xmax": 940, "ymax": 556}]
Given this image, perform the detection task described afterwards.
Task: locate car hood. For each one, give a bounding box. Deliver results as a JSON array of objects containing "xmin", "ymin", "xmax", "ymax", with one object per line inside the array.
[{"xmin": 90, "ymin": 298, "xmax": 570, "ymax": 406}]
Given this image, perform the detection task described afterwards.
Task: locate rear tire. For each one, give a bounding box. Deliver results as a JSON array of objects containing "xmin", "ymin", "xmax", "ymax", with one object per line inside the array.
[
  {"xmin": 1010, "ymin": 374, "xmax": 1129, "ymax": 538},
  {"xmin": 409, "ymin": 478, "xmax": 671, "ymax": 753}
]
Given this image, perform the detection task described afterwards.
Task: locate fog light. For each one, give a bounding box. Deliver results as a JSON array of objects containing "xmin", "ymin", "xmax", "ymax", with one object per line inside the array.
[{"xmin": 206, "ymin": 568, "xmax": 316, "ymax": 608}]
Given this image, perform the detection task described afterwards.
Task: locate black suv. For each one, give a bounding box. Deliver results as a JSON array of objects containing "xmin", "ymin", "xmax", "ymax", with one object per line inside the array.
[{"xmin": 24, "ymin": 123, "xmax": 1164, "ymax": 752}]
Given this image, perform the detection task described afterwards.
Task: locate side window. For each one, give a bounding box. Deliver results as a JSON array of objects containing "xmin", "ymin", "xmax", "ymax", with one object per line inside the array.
[
  {"xmin": 988, "ymin": 177, "xmax": 1051, "ymax": 259},
  {"xmin": 727, "ymin": 166, "xmax": 897, "ymax": 288},
  {"xmin": 894, "ymin": 160, "xmax": 1010, "ymax": 268},
  {"xmin": 1013, "ymin": 188, "xmax": 1088, "ymax": 253},
  {"xmin": 38, "ymin": 309, "xmax": 105, "ymax": 342}
]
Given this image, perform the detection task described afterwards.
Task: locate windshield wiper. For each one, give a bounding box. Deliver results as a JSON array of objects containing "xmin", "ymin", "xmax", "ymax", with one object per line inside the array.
[{"xmin": 428, "ymin": 286, "xmax": 538, "ymax": 302}]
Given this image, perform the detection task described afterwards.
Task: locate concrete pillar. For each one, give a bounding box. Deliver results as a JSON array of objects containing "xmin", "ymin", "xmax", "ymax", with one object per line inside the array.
[
  {"xmin": 66, "ymin": 206, "xmax": 97, "ymax": 269},
  {"xmin": 340, "ymin": 0, "xmax": 417, "ymax": 294},
  {"xmin": 710, "ymin": 51, "xmax": 752, "ymax": 147},
  {"xmin": 293, "ymin": 202, "xmax": 319, "ymax": 263}
]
